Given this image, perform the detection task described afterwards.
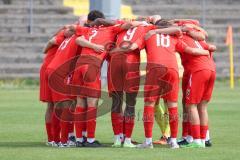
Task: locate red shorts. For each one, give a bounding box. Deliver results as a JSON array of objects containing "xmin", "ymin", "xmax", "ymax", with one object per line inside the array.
[
  {"xmin": 181, "ymin": 70, "xmax": 190, "ymax": 103},
  {"xmin": 185, "ymin": 70, "xmax": 216, "ymax": 104},
  {"xmin": 144, "ymin": 67, "xmax": 179, "ymax": 102},
  {"xmin": 107, "ymin": 54, "xmax": 140, "ymax": 94},
  {"xmin": 72, "ymin": 64, "xmax": 101, "ymax": 98},
  {"xmin": 46, "ymin": 68, "xmax": 75, "ymax": 102},
  {"xmin": 40, "ymin": 66, "xmax": 53, "ymax": 102}
]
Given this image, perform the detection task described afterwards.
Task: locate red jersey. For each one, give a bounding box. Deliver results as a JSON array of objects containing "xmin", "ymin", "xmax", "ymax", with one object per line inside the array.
[
  {"xmin": 179, "ymin": 34, "xmax": 216, "ymax": 73},
  {"xmin": 110, "ymin": 26, "xmax": 147, "ymax": 62},
  {"xmin": 47, "ymin": 35, "xmax": 82, "ymax": 70},
  {"xmin": 41, "ymin": 31, "xmax": 65, "ymax": 69},
  {"xmin": 145, "ymin": 34, "xmax": 187, "ymax": 72},
  {"xmin": 76, "ymin": 24, "xmax": 125, "ymax": 61}
]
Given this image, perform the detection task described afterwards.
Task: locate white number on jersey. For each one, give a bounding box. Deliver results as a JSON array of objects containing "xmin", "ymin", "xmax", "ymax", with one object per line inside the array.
[
  {"xmin": 59, "ymin": 36, "xmax": 72, "ymax": 50},
  {"xmin": 89, "ymin": 30, "xmax": 98, "ymax": 42},
  {"xmin": 156, "ymin": 34, "xmax": 170, "ymax": 48},
  {"xmin": 194, "ymin": 41, "xmax": 203, "ymax": 49},
  {"xmin": 123, "ymin": 27, "xmax": 138, "ymax": 41}
]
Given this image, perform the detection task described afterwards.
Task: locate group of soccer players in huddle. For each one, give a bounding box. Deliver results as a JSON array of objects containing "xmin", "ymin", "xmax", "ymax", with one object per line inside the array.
[{"xmin": 40, "ymin": 10, "xmax": 216, "ymax": 149}]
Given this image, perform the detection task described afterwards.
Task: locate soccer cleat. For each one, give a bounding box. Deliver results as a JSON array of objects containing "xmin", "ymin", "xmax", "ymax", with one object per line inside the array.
[
  {"xmin": 58, "ymin": 143, "xmax": 69, "ymax": 148},
  {"xmin": 69, "ymin": 136, "xmax": 76, "ymax": 142},
  {"xmin": 68, "ymin": 140, "xmax": 76, "ymax": 147},
  {"xmin": 46, "ymin": 141, "xmax": 54, "ymax": 146},
  {"xmin": 84, "ymin": 140, "xmax": 102, "ymax": 148},
  {"xmin": 76, "ymin": 141, "xmax": 85, "ymax": 147},
  {"xmin": 169, "ymin": 141, "xmax": 180, "ymax": 149},
  {"xmin": 123, "ymin": 142, "xmax": 136, "ymax": 148},
  {"xmin": 112, "ymin": 140, "xmax": 122, "ymax": 148},
  {"xmin": 178, "ymin": 139, "xmax": 189, "ymax": 146},
  {"xmin": 136, "ymin": 141, "xmax": 153, "ymax": 149},
  {"xmin": 205, "ymin": 140, "xmax": 212, "ymax": 147},
  {"xmin": 153, "ymin": 136, "xmax": 168, "ymax": 145},
  {"xmin": 180, "ymin": 142, "xmax": 205, "ymax": 148}
]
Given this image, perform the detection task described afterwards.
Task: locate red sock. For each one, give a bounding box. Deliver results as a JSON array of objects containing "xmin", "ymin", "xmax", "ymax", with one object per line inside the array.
[
  {"xmin": 124, "ymin": 115, "xmax": 135, "ymax": 138},
  {"xmin": 188, "ymin": 122, "xmax": 192, "ymax": 136},
  {"xmin": 87, "ymin": 107, "xmax": 97, "ymax": 138},
  {"xmin": 168, "ymin": 107, "xmax": 178, "ymax": 138},
  {"xmin": 60, "ymin": 108, "xmax": 70, "ymax": 144},
  {"xmin": 75, "ymin": 106, "xmax": 86, "ymax": 138},
  {"xmin": 182, "ymin": 121, "xmax": 190, "ymax": 138},
  {"xmin": 52, "ymin": 111, "xmax": 60, "ymax": 143},
  {"xmin": 111, "ymin": 112, "xmax": 123, "ymax": 135},
  {"xmin": 68, "ymin": 122, "xmax": 74, "ymax": 135},
  {"xmin": 143, "ymin": 106, "xmax": 154, "ymax": 138},
  {"xmin": 200, "ymin": 125, "xmax": 208, "ymax": 140},
  {"xmin": 45, "ymin": 122, "xmax": 53, "ymax": 142},
  {"xmin": 191, "ymin": 124, "xmax": 200, "ymax": 139}
]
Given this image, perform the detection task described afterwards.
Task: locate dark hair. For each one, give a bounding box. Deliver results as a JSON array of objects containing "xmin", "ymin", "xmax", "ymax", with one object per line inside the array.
[
  {"xmin": 155, "ymin": 19, "xmax": 172, "ymax": 28},
  {"xmin": 88, "ymin": 10, "xmax": 105, "ymax": 21}
]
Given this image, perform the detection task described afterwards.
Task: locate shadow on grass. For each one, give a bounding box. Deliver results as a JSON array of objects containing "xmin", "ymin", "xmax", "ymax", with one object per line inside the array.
[{"xmin": 0, "ymin": 142, "xmax": 169, "ymax": 149}]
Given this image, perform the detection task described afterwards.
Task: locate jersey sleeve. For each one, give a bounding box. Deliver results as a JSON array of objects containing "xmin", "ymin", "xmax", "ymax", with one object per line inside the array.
[{"xmin": 54, "ymin": 31, "xmax": 65, "ymax": 45}]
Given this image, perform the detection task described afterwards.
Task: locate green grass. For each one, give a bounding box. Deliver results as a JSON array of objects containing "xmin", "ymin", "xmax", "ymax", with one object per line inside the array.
[{"xmin": 0, "ymin": 81, "xmax": 240, "ymax": 160}]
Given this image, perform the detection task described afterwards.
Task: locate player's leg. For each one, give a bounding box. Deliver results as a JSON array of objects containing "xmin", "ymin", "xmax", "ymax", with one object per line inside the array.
[
  {"xmin": 199, "ymin": 70, "xmax": 215, "ymax": 147},
  {"xmin": 198, "ymin": 100, "xmax": 208, "ymax": 147},
  {"xmin": 160, "ymin": 69, "xmax": 180, "ymax": 149},
  {"xmin": 111, "ymin": 91, "xmax": 123, "ymax": 147},
  {"xmin": 45, "ymin": 102, "xmax": 54, "ymax": 145},
  {"xmin": 165, "ymin": 100, "xmax": 179, "ymax": 149},
  {"xmin": 181, "ymin": 71, "xmax": 209, "ymax": 148},
  {"xmin": 123, "ymin": 92, "xmax": 138, "ymax": 148},
  {"xmin": 84, "ymin": 97, "xmax": 101, "ymax": 147},
  {"xmin": 136, "ymin": 101, "xmax": 156, "ymax": 149},
  {"xmin": 58, "ymin": 100, "xmax": 76, "ymax": 147},
  {"xmin": 75, "ymin": 97, "xmax": 87, "ymax": 147},
  {"xmin": 153, "ymin": 101, "xmax": 170, "ymax": 145},
  {"xmin": 178, "ymin": 71, "xmax": 192, "ymax": 145}
]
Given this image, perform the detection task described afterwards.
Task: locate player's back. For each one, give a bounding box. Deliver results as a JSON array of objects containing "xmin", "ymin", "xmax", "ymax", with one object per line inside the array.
[
  {"xmin": 145, "ymin": 33, "xmax": 180, "ymax": 71},
  {"xmin": 48, "ymin": 35, "xmax": 81, "ymax": 70},
  {"xmin": 181, "ymin": 35, "xmax": 215, "ymax": 73},
  {"xmin": 81, "ymin": 25, "xmax": 124, "ymax": 60}
]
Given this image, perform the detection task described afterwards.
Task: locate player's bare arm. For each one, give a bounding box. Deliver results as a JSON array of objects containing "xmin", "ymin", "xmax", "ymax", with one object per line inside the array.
[
  {"xmin": 43, "ymin": 37, "xmax": 57, "ymax": 54},
  {"xmin": 89, "ymin": 18, "xmax": 116, "ymax": 27},
  {"xmin": 145, "ymin": 27, "xmax": 182, "ymax": 40},
  {"xmin": 208, "ymin": 44, "xmax": 217, "ymax": 52},
  {"xmin": 75, "ymin": 36, "xmax": 105, "ymax": 53},
  {"xmin": 184, "ymin": 47, "xmax": 210, "ymax": 56}
]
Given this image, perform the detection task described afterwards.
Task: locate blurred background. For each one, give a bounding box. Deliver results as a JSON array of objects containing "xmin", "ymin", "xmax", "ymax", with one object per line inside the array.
[{"xmin": 0, "ymin": 0, "xmax": 239, "ymax": 84}]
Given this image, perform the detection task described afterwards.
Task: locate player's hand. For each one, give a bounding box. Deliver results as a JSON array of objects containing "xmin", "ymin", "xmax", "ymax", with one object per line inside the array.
[
  {"xmin": 93, "ymin": 44, "xmax": 105, "ymax": 53},
  {"xmin": 145, "ymin": 30, "xmax": 156, "ymax": 40}
]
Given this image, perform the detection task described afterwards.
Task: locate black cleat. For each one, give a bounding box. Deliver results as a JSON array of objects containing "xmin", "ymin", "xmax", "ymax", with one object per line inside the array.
[
  {"xmin": 84, "ymin": 140, "xmax": 102, "ymax": 148},
  {"xmin": 76, "ymin": 141, "xmax": 85, "ymax": 147},
  {"xmin": 69, "ymin": 136, "xmax": 76, "ymax": 142},
  {"xmin": 205, "ymin": 140, "xmax": 212, "ymax": 147},
  {"xmin": 83, "ymin": 136, "xmax": 87, "ymax": 143},
  {"xmin": 178, "ymin": 139, "xmax": 189, "ymax": 146}
]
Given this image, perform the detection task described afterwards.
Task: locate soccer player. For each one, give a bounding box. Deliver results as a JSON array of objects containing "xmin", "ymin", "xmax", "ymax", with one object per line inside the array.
[
  {"xmin": 72, "ymin": 12, "xmax": 144, "ymax": 147},
  {"xmin": 46, "ymin": 16, "xmax": 88, "ymax": 148},
  {"xmin": 136, "ymin": 21, "xmax": 210, "ymax": 149},
  {"xmin": 178, "ymin": 32, "xmax": 216, "ymax": 148},
  {"xmin": 40, "ymin": 28, "xmax": 66, "ymax": 146},
  {"xmin": 108, "ymin": 25, "xmax": 148, "ymax": 148}
]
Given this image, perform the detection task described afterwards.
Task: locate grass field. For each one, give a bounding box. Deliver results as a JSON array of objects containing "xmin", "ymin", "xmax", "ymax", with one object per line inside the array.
[{"xmin": 0, "ymin": 81, "xmax": 240, "ymax": 160}]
